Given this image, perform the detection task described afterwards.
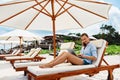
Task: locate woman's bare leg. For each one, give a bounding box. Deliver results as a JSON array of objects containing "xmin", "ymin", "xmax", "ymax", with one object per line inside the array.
[{"xmin": 39, "ymin": 52, "xmax": 84, "ymax": 68}]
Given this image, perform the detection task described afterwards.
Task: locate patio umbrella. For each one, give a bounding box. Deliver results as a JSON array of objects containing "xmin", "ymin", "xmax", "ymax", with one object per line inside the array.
[
  {"xmin": 0, "ymin": 29, "xmax": 43, "ymax": 51},
  {"xmin": 0, "ymin": 40, "xmax": 25, "ymax": 50},
  {"xmin": 0, "ymin": 0, "xmax": 111, "ymax": 57}
]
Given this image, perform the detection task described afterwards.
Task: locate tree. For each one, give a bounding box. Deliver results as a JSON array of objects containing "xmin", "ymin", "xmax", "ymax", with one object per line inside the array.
[{"xmin": 94, "ymin": 24, "xmax": 120, "ymax": 45}]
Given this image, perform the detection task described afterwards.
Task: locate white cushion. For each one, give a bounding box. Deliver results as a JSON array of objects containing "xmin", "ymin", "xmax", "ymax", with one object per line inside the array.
[
  {"xmin": 5, "ymin": 56, "xmax": 31, "ymax": 60},
  {"xmin": 31, "ymin": 48, "xmax": 41, "ymax": 58},
  {"xmin": 26, "ymin": 48, "xmax": 36, "ymax": 57},
  {"xmin": 14, "ymin": 54, "xmax": 54, "ymax": 68},
  {"xmin": 14, "ymin": 62, "xmax": 47, "ymax": 68},
  {"xmin": 5, "ymin": 48, "xmax": 40, "ymax": 60},
  {"xmin": 92, "ymin": 39, "xmax": 107, "ymax": 66},
  {"xmin": 90, "ymin": 39, "xmax": 104, "ymax": 48},
  {"xmin": 11, "ymin": 49, "xmax": 18, "ymax": 55},
  {"xmin": 14, "ymin": 49, "xmax": 21, "ymax": 55},
  {"xmin": 28, "ymin": 64, "xmax": 95, "ymax": 76}
]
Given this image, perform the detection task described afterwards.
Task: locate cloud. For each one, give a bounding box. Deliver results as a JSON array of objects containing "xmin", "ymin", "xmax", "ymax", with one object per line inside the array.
[
  {"xmin": 108, "ymin": 6, "xmax": 120, "ymax": 31},
  {"xmin": 0, "ymin": 26, "xmax": 13, "ymax": 35},
  {"xmin": 64, "ymin": 23, "xmax": 102, "ymax": 36}
]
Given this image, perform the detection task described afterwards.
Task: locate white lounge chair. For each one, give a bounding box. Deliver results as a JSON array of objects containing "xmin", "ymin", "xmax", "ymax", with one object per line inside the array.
[
  {"xmin": 5, "ymin": 48, "xmax": 45, "ymax": 66},
  {"xmin": 0, "ymin": 49, "xmax": 21, "ymax": 59},
  {"xmin": 27, "ymin": 39, "xmax": 120, "ymax": 80}
]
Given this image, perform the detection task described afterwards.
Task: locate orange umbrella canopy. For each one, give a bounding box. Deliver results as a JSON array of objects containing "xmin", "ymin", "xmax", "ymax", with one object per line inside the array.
[{"xmin": 0, "ymin": 0, "xmax": 111, "ymax": 57}]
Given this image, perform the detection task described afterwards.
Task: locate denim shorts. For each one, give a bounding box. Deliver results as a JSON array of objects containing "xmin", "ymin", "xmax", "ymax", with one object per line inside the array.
[{"xmin": 83, "ymin": 59, "xmax": 89, "ymax": 65}]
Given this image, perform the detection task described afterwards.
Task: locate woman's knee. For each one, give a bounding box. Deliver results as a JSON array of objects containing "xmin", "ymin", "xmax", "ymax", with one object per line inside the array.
[
  {"xmin": 60, "ymin": 51, "xmax": 70, "ymax": 56},
  {"xmin": 59, "ymin": 51, "xmax": 73, "ymax": 57}
]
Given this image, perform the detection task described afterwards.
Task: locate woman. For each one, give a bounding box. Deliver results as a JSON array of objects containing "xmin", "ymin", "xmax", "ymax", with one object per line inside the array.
[{"xmin": 39, "ymin": 33, "xmax": 97, "ymax": 68}]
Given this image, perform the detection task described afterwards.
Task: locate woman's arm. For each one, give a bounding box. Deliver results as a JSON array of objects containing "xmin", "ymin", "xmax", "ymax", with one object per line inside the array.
[{"xmin": 78, "ymin": 54, "xmax": 97, "ymax": 61}]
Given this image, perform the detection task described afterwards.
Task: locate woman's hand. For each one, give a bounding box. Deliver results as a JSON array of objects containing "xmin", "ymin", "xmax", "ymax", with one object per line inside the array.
[{"xmin": 77, "ymin": 54, "xmax": 84, "ymax": 58}]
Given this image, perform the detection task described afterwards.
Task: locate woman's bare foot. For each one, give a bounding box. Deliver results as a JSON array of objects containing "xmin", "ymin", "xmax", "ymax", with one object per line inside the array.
[{"xmin": 39, "ymin": 63, "xmax": 53, "ymax": 68}]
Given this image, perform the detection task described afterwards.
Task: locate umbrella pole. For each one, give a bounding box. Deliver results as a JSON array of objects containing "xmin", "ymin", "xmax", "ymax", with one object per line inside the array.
[
  {"xmin": 51, "ymin": 0, "xmax": 57, "ymax": 58},
  {"xmin": 19, "ymin": 36, "xmax": 22, "ymax": 52},
  {"xmin": 11, "ymin": 43, "xmax": 12, "ymax": 49},
  {"xmin": 4, "ymin": 44, "xmax": 5, "ymax": 51},
  {"xmin": 19, "ymin": 36, "xmax": 23, "ymax": 62},
  {"xmin": 52, "ymin": 19, "xmax": 56, "ymax": 58}
]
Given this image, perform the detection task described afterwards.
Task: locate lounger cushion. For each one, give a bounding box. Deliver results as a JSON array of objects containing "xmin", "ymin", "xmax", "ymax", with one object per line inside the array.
[
  {"xmin": 5, "ymin": 56, "xmax": 32, "ymax": 60},
  {"xmin": 11, "ymin": 49, "xmax": 18, "ymax": 55},
  {"xmin": 92, "ymin": 39, "xmax": 107, "ymax": 66},
  {"xmin": 30, "ymin": 48, "xmax": 41, "ymax": 58},
  {"xmin": 5, "ymin": 49, "xmax": 40, "ymax": 60},
  {"xmin": 14, "ymin": 49, "xmax": 21, "ymax": 55},
  {"xmin": 26, "ymin": 48, "xmax": 35, "ymax": 57},
  {"xmin": 90, "ymin": 39, "xmax": 104, "ymax": 48},
  {"xmin": 14, "ymin": 62, "xmax": 48, "ymax": 68},
  {"xmin": 14, "ymin": 54, "xmax": 53, "ymax": 68},
  {"xmin": 28, "ymin": 64, "xmax": 95, "ymax": 76}
]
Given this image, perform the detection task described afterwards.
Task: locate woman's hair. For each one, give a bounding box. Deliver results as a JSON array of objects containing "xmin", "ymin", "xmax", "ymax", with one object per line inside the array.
[{"xmin": 81, "ymin": 33, "xmax": 88, "ymax": 37}]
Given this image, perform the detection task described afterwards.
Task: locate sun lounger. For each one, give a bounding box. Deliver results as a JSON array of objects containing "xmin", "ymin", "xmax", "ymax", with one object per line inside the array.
[
  {"xmin": 0, "ymin": 49, "xmax": 21, "ymax": 59},
  {"xmin": 5, "ymin": 48, "xmax": 36, "ymax": 61},
  {"xmin": 5, "ymin": 48, "xmax": 45, "ymax": 66},
  {"xmin": 27, "ymin": 39, "xmax": 120, "ymax": 80}
]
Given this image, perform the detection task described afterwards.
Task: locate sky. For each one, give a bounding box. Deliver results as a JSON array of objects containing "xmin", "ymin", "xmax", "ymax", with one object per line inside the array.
[{"xmin": 0, "ymin": 0, "xmax": 120, "ymax": 37}]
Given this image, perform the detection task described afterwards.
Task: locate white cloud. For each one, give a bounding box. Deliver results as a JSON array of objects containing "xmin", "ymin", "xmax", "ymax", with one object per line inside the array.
[
  {"xmin": 108, "ymin": 6, "xmax": 120, "ymax": 31},
  {"xmin": 65, "ymin": 23, "xmax": 102, "ymax": 36},
  {"xmin": 0, "ymin": 30, "xmax": 10, "ymax": 35},
  {"xmin": 119, "ymin": 30, "xmax": 120, "ymax": 34}
]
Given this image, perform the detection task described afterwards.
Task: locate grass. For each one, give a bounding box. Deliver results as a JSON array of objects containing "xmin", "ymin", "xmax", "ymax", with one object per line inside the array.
[
  {"xmin": 39, "ymin": 45, "xmax": 120, "ymax": 55},
  {"xmin": 106, "ymin": 45, "xmax": 120, "ymax": 55},
  {"xmin": 40, "ymin": 49, "xmax": 53, "ymax": 54}
]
